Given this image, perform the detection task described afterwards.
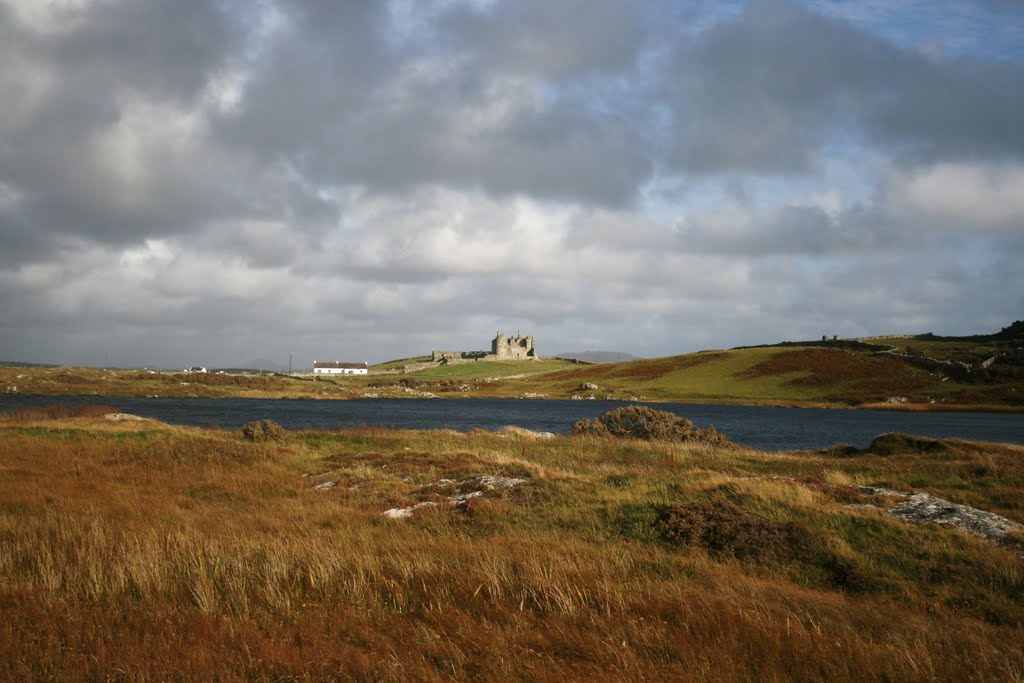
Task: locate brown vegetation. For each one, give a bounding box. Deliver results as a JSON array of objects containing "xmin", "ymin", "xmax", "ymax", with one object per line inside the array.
[
  {"xmin": 241, "ymin": 419, "xmax": 288, "ymax": 442},
  {"xmin": 571, "ymin": 406, "xmax": 734, "ymax": 446},
  {"xmin": 543, "ymin": 352, "xmax": 728, "ymax": 382},
  {"xmin": 738, "ymin": 348, "xmax": 935, "ymax": 400},
  {"xmin": 1, "ymin": 408, "xmax": 1023, "ymax": 679}
]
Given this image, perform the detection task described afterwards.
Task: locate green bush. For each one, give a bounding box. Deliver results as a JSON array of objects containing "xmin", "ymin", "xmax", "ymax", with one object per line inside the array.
[{"xmin": 571, "ymin": 405, "xmax": 733, "ymax": 446}]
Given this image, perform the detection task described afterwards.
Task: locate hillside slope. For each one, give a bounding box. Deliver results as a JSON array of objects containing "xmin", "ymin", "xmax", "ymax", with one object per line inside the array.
[{"xmin": 503, "ymin": 341, "xmax": 1023, "ymax": 407}]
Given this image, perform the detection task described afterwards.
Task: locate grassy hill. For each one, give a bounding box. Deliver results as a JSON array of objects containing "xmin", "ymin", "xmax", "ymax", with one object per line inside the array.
[
  {"xmin": 1, "ymin": 407, "xmax": 1022, "ymax": 679},
  {"xmin": 3, "ymin": 323, "xmax": 1021, "ymax": 408},
  {"xmin": 503, "ymin": 347, "xmax": 973, "ymax": 405}
]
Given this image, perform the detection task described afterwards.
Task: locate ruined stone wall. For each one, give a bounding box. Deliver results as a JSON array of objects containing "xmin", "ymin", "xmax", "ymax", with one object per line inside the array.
[
  {"xmin": 432, "ymin": 333, "xmax": 536, "ymax": 364},
  {"xmin": 431, "ymin": 350, "xmax": 489, "ymax": 363},
  {"xmin": 492, "ymin": 332, "xmax": 535, "ymax": 360}
]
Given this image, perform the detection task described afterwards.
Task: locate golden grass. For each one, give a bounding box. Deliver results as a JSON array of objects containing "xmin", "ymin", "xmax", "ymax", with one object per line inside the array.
[{"xmin": 1, "ymin": 410, "xmax": 1023, "ymax": 680}]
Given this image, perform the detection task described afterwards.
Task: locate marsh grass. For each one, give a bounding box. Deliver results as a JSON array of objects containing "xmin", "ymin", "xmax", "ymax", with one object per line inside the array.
[{"xmin": 1, "ymin": 411, "xmax": 1023, "ymax": 680}]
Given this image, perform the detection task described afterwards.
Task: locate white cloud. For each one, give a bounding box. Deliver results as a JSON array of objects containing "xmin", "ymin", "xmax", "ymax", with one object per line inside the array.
[{"xmin": 887, "ymin": 161, "xmax": 1024, "ymax": 232}]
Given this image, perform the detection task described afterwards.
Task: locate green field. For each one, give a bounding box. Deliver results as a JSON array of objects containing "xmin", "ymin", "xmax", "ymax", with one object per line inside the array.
[{"xmin": 401, "ymin": 358, "xmax": 579, "ymax": 380}]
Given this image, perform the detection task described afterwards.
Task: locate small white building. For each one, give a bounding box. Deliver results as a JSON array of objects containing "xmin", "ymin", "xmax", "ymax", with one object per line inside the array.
[
  {"xmin": 184, "ymin": 366, "xmax": 207, "ymax": 373},
  {"xmin": 313, "ymin": 361, "xmax": 368, "ymax": 375}
]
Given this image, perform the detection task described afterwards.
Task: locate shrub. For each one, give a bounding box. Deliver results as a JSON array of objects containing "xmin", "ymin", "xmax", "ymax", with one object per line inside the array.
[
  {"xmin": 652, "ymin": 499, "xmax": 822, "ymax": 562},
  {"xmin": 867, "ymin": 433, "xmax": 952, "ymax": 456},
  {"xmin": 241, "ymin": 419, "xmax": 287, "ymax": 442},
  {"xmin": 571, "ymin": 406, "xmax": 733, "ymax": 446}
]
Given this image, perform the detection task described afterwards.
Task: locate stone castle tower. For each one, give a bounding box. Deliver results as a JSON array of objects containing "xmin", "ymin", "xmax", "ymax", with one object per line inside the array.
[
  {"xmin": 491, "ymin": 331, "xmax": 535, "ymax": 360},
  {"xmin": 431, "ymin": 331, "xmax": 537, "ymax": 363}
]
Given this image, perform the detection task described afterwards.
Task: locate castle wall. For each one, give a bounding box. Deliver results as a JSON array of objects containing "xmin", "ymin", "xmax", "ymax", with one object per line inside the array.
[
  {"xmin": 433, "ymin": 332, "xmax": 536, "ymax": 364},
  {"xmin": 431, "ymin": 350, "xmax": 489, "ymax": 363},
  {"xmin": 492, "ymin": 332, "xmax": 535, "ymax": 360}
]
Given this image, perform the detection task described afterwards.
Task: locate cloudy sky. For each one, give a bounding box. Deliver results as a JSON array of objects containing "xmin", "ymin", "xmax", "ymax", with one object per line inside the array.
[{"xmin": 1, "ymin": 0, "xmax": 1022, "ymax": 368}]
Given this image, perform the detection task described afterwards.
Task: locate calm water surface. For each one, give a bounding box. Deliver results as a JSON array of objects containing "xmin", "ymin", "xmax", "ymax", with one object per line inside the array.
[{"xmin": 2, "ymin": 395, "xmax": 1022, "ymax": 451}]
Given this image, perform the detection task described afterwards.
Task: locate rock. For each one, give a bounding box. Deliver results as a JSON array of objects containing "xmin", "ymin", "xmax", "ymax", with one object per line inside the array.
[
  {"xmin": 401, "ymin": 387, "xmax": 437, "ymax": 398},
  {"xmin": 472, "ymin": 475, "xmax": 527, "ymax": 489},
  {"xmin": 498, "ymin": 426, "xmax": 555, "ymax": 439},
  {"xmin": 383, "ymin": 502, "xmax": 438, "ymax": 518},
  {"xmin": 890, "ymin": 493, "xmax": 1024, "ymax": 543},
  {"xmin": 576, "ymin": 383, "xmax": 599, "ymax": 391},
  {"xmin": 104, "ymin": 413, "xmax": 151, "ymax": 422},
  {"xmin": 449, "ymin": 490, "xmax": 485, "ymax": 505},
  {"xmin": 384, "ymin": 475, "xmax": 528, "ymax": 518},
  {"xmin": 883, "ymin": 396, "xmax": 908, "ymax": 404},
  {"xmin": 858, "ymin": 486, "xmax": 1024, "ymax": 543},
  {"xmin": 313, "ymin": 480, "xmax": 337, "ymax": 491},
  {"xmin": 858, "ymin": 486, "xmax": 911, "ymax": 498}
]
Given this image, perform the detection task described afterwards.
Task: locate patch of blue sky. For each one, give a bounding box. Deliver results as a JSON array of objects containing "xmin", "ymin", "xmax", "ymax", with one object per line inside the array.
[
  {"xmin": 801, "ymin": 0, "xmax": 1024, "ymax": 62},
  {"xmin": 676, "ymin": 0, "xmax": 747, "ymax": 35}
]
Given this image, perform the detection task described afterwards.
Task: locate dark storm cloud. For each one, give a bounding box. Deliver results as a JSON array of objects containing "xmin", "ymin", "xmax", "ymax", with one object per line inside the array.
[
  {"xmin": 0, "ymin": 0, "xmax": 254, "ymax": 261},
  {"xmin": 663, "ymin": 0, "xmax": 1024, "ymax": 175},
  {"xmin": 440, "ymin": 0, "xmax": 647, "ymax": 78},
  {"xmin": 214, "ymin": 0, "xmax": 655, "ymax": 206}
]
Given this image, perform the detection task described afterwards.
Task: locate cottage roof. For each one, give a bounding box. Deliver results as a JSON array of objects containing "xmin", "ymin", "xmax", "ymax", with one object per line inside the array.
[{"xmin": 313, "ymin": 361, "xmax": 367, "ymax": 369}]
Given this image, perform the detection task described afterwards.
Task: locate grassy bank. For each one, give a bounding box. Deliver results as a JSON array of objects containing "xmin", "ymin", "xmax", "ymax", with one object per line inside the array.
[{"xmin": 1, "ymin": 407, "xmax": 1022, "ymax": 680}]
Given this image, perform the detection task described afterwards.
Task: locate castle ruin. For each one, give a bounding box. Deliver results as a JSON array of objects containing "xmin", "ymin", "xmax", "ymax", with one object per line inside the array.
[{"xmin": 431, "ymin": 332, "xmax": 536, "ymax": 364}]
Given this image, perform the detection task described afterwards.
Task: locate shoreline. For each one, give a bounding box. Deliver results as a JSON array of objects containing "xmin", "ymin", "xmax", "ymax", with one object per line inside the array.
[{"xmin": 2, "ymin": 389, "xmax": 1022, "ymax": 414}]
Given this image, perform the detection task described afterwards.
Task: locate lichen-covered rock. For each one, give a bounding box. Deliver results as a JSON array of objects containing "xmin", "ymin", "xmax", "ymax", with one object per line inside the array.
[
  {"xmin": 859, "ymin": 486, "xmax": 1024, "ymax": 543},
  {"xmin": 105, "ymin": 413, "xmax": 151, "ymax": 422},
  {"xmin": 890, "ymin": 493, "xmax": 1024, "ymax": 542},
  {"xmin": 383, "ymin": 475, "xmax": 528, "ymax": 518}
]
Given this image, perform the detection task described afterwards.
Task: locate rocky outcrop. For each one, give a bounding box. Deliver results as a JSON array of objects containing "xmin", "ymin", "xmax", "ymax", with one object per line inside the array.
[
  {"xmin": 384, "ymin": 475, "xmax": 527, "ymax": 519},
  {"xmin": 859, "ymin": 486, "xmax": 1024, "ymax": 543},
  {"xmin": 104, "ymin": 413, "xmax": 152, "ymax": 422}
]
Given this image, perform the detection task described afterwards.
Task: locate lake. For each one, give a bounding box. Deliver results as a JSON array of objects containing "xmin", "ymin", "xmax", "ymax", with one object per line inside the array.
[{"xmin": 1, "ymin": 394, "xmax": 1022, "ymax": 451}]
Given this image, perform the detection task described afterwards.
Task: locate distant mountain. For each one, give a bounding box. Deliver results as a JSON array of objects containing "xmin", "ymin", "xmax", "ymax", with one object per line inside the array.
[
  {"xmin": 0, "ymin": 360, "xmax": 60, "ymax": 368},
  {"xmin": 553, "ymin": 351, "xmax": 643, "ymax": 363}
]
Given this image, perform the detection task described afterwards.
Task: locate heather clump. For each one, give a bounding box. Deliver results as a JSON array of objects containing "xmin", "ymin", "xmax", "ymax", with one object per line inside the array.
[
  {"xmin": 653, "ymin": 499, "xmax": 822, "ymax": 562},
  {"xmin": 241, "ymin": 419, "xmax": 287, "ymax": 442},
  {"xmin": 572, "ymin": 405, "xmax": 734, "ymax": 446}
]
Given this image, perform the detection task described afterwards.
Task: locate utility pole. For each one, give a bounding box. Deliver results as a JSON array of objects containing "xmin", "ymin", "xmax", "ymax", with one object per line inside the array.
[{"xmin": 289, "ymin": 353, "xmax": 293, "ymax": 374}]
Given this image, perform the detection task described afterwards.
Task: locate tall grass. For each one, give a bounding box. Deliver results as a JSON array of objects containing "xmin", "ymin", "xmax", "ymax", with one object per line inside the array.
[{"xmin": 1, "ymin": 416, "xmax": 1023, "ymax": 680}]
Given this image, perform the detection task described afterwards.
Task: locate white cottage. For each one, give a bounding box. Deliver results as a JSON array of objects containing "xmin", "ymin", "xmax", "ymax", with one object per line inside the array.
[{"xmin": 313, "ymin": 361, "xmax": 368, "ymax": 375}]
